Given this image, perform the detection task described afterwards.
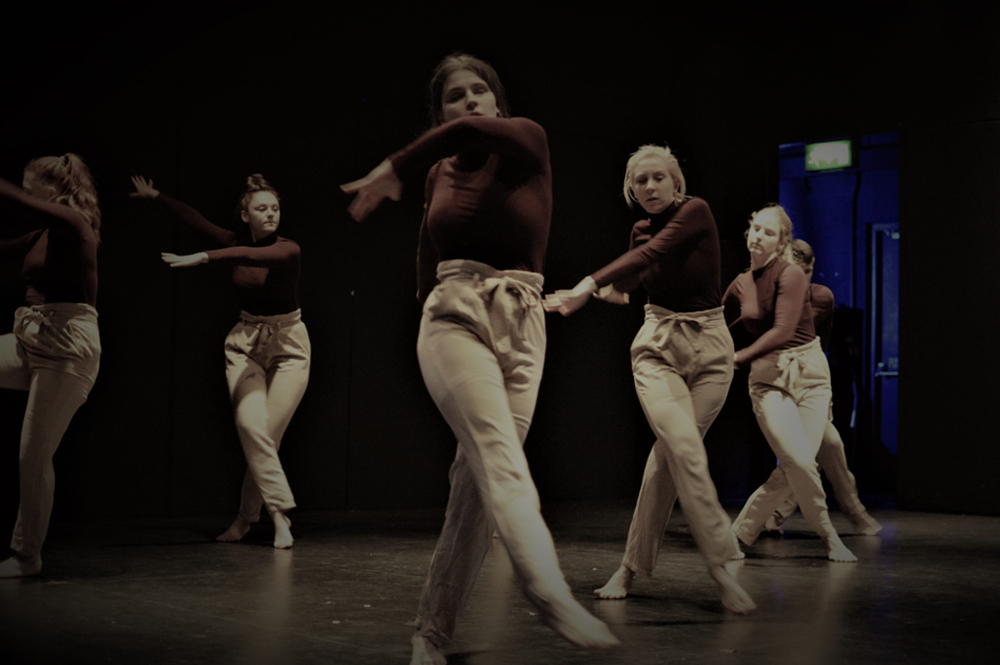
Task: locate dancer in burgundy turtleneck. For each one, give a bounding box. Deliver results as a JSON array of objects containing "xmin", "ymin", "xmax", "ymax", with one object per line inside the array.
[
  {"xmin": 724, "ymin": 205, "xmax": 856, "ymax": 562},
  {"xmin": 544, "ymin": 144, "xmax": 755, "ymax": 615},
  {"xmin": 0, "ymin": 155, "xmax": 101, "ymax": 578},
  {"xmin": 130, "ymin": 173, "xmax": 308, "ymax": 550},
  {"xmin": 763, "ymin": 239, "xmax": 882, "ymax": 535},
  {"xmin": 341, "ymin": 53, "xmax": 617, "ymax": 665}
]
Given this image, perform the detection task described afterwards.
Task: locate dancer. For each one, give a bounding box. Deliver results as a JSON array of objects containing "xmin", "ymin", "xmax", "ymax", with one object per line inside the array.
[
  {"xmin": 763, "ymin": 239, "xmax": 882, "ymax": 535},
  {"xmin": 129, "ymin": 174, "xmax": 307, "ymax": 549},
  {"xmin": 340, "ymin": 52, "xmax": 618, "ymax": 665},
  {"xmin": 543, "ymin": 145, "xmax": 755, "ymax": 614},
  {"xmin": 723, "ymin": 205, "xmax": 856, "ymax": 562},
  {"xmin": 0, "ymin": 154, "xmax": 101, "ymax": 578}
]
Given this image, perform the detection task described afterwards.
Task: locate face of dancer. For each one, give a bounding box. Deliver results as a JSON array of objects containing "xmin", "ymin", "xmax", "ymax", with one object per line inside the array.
[
  {"xmin": 440, "ymin": 69, "xmax": 499, "ymax": 124},
  {"xmin": 747, "ymin": 210, "xmax": 783, "ymax": 265},
  {"xmin": 798, "ymin": 259, "xmax": 814, "ymax": 282},
  {"xmin": 22, "ymin": 168, "xmax": 55, "ymax": 201},
  {"xmin": 631, "ymin": 155, "xmax": 678, "ymax": 215},
  {"xmin": 242, "ymin": 191, "xmax": 281, "ymax": 241}
]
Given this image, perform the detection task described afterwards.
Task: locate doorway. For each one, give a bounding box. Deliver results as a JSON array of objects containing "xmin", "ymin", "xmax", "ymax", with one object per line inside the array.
[{"xmin": 778, "ymin": 132, "xmax": 899, "ymax": 497}]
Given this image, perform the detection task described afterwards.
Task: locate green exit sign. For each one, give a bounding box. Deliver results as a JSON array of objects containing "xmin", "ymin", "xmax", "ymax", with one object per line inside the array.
[{"xmin": 805, "ymin": 140, "xmax": 852, "ymax": 171}]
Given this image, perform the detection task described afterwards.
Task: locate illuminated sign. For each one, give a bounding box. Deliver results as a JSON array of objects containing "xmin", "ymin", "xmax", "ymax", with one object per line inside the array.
[{"xmin": 805, "ymin": 140, "xmax": 852, "ymax": 171}]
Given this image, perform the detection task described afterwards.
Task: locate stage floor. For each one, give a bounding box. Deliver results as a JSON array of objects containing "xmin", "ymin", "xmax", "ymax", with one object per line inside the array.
[{"xmin": 1, "ymin": 501, "xmax": 996, "ymax": 664}]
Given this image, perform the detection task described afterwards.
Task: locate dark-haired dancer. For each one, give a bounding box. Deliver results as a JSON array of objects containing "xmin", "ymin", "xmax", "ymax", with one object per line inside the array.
[
  {"xmin": 130, "ymin": 174, "xmax": 307, "ymax": 549},
  {"xmin": 543, "ymin": 144, "xmax": 755, "ymax": 614},
  {"xmin": 763, "ymin": 239, "xmax": 882, "ymax": 536},
  {"xmin": 341, "ymin": 52, "xmax": 617, "ymax": 665},
  {"xmin": 0, "ymin": 154, "xmax": 101, "ymax": 578},
  {"xmin": 724, "ymin": 206, "xmax": 856, "ymax": 562}
]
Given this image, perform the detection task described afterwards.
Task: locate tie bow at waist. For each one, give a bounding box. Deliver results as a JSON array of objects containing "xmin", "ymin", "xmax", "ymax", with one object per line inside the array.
[
  {"xmin": 650, "ymin": 314, "xmax": 706, "ymax": 351},
  {"xmin": 768, "ymin": 339, "xmax": 823, "ymax": 389},
  {"xmin": 245, "ymin": 321, "xmax": 276, "ymax": 355},
  {"xmin": 483, "ymin": 276, "xmax": 539, "ymax": 354},
  {"xmin": 427, "ymin": 270, "xmax": 541, "ymax": 357},
  {"xmin": 237, "ymin": 309, "xmax": 301, "ymax": 357}
]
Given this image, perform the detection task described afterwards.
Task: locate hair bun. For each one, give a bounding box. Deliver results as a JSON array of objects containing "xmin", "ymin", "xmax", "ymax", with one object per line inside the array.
[
  {"xmin": 239, "ymin": 174, "xmax": 280, "ymax": 213},
  {"xmin": 246, "ymin": 173, "xmax": 272, "ymax": 192}
]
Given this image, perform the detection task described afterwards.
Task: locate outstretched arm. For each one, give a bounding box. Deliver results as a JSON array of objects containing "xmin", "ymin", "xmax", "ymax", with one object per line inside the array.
[
  {"xmin": 161, "ymin": 240, "xmax": 300, "ymax": 269},
  {"xmin": 541, "ymin": 276, "xmax": 631, "ymax": 316},
  {"xmin": 161, "ymin": 252, "xmax": 208, "ymax": 268},
  {"xmin": 389, "ymin": 117, "xmax": 548, "ymax": 176},
  {"xmin": 541, "ymin": 276, "xmax": 599, "ymax": 316},
  {"xmin": 590, "ymin": 198, "xmax": 712, "ymax": 288},
  {"xmin": 130, "ymin": 175, "xmax": 236, "ymax": 247},
  {"xmin": 339, "ymin": 160, "xmax": 403, "ymax": 223},
  {"xmin": 0, "ymin": 176, "xmax": 91, "ymax": 238},
  {"xmin": 204, "ymin": 240, "xmax": 300, "ymax": 267},
  {"xmin": 340, "ymin": 117, "xmax": 548, "ymax": 223}
]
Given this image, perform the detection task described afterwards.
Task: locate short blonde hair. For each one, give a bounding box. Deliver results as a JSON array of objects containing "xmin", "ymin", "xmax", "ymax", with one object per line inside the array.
[{"xmin": 623, "ymin": 144, "xmax": 686, "ymax": 208}]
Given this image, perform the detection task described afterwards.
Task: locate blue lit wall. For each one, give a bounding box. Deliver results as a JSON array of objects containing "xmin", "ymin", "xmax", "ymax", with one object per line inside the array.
[{"xmin": 779, "ymin": 134, "xmax": 898, "ymax": 309}]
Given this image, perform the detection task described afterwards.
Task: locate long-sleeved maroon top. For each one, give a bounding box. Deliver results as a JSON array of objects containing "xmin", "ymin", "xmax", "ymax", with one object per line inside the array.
[
  {"xmin": 723, "ymin": 258, "xmax": 815, "ymax": 366},
  {"xmin": 388, "ymin": 116, "xmax": 552, "ymax": 302},
  {"xmin": 809, "ymin": 283, "xmax": 835, "ymax": 351},
  {"xmin": 0, "ymin": 178, "xmax": 98, "ymax": 307},
  {"xmin": 589, "ymin": 197, "xmax": 722, "ymax": 313},
  {"xmin": 156, "ymin": 194, "xmax": 300, "ymax": 316}
]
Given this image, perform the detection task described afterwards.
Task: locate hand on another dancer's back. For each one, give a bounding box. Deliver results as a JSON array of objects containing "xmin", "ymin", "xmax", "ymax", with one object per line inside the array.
[{"xmin": 340, "ymin": 159, "xmax": 403, "ymax": 222}]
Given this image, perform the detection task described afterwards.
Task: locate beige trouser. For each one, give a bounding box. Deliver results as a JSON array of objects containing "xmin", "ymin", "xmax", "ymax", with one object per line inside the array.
[
  {"xmin": 771, "ymin": 408, "xmax": 866, "ymax": 524},
  {"xmin": 622, "ymin": 305, "xmax": 741, "ymax": 574},
  {"xmin": 224, "ymin": 309, "xmax": 309, "ymax": 521},
  {"xmin": 733, "ymin": 337, "xmax": 840, "ymax": 544},
  {"xmin": 0, "ymin": 303, "xmax": 100, "ymax": 565},
  {"xmin": 414, "ymin": 260, "xmax": 581, "ymax": 647}
]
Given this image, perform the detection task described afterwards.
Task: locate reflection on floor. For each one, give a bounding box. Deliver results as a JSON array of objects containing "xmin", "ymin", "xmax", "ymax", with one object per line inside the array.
[{"xmin": 0, "ymin": 501, "xmax": 996, "ymax": 664}]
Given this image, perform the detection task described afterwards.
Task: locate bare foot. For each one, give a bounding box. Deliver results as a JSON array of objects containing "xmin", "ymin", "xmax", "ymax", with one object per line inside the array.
[
  {"xmin": 0, "ymin": 555, "xmax": 41, "ymax": 578},
  {"xmin": 850, "ymin": 510, "xmax": 883, "ymax": 536},
  {"xmin": 217, "ymin": 516, "xmax": 251, "ymax": 542},
  {"xmin": 763, "ymin": 515, "xmax": 784, "ymax": 534},
  {"xmin": 541, "ymin": 598, "xmax": 619, "ymax": 648},
  {"xmin": 708, "ymin": 564, "xmax": 756, "ymax": 614},
  {"xmin": 273, "ymin": 513, "xmax": 293, "ymax": 549},
  {"xmin": 735, "ymin": 528, "xmax": 757, "ymax": 547},
  {"xmin": 825, "ymin": 535, "xmax": 858, "ymax": 562},
  {"xmin": 410, "ymin": 633, "xmax": 446, "ymax": 665},
  {"xmin": 594, "ymin": 565, "xmax": 634, "ymax": 599}
]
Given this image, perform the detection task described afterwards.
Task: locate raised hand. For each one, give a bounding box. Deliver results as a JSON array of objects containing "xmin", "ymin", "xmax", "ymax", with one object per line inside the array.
[
  {"xmin": 541, "ymin": 276, "xmax": 598, "ymax": 316},
  {"xmin": 129, "ymin": 175, "xmax": 160, "ymax": 199},
  {"xmin": 161, "ymin": 252, "xmax": 208, "ymax": 268},
  {"xmin": 339, "ymin": 159, "xmax": 403, "ymax": 222}
]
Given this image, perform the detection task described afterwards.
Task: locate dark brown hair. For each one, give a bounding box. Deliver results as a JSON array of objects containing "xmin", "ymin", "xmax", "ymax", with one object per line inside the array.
[{"xmin": 789, "ymin": 238, "xmax": 815, "ymax": 267}]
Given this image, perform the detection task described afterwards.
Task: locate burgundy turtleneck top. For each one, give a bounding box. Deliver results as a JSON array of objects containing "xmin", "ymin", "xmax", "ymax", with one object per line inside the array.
[
  {"xmin": 156, "ymin": 193, "xmax": 300, "ymax": 315},
  {"xmin": 589, "ymin": 197, "xmax": 722, "ymax": 313}
]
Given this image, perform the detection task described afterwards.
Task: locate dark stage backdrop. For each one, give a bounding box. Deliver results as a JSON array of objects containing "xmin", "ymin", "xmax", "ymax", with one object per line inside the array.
[{"xmin": 1, "ymin": 2, "xmax": 998, "ymax": 522}]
